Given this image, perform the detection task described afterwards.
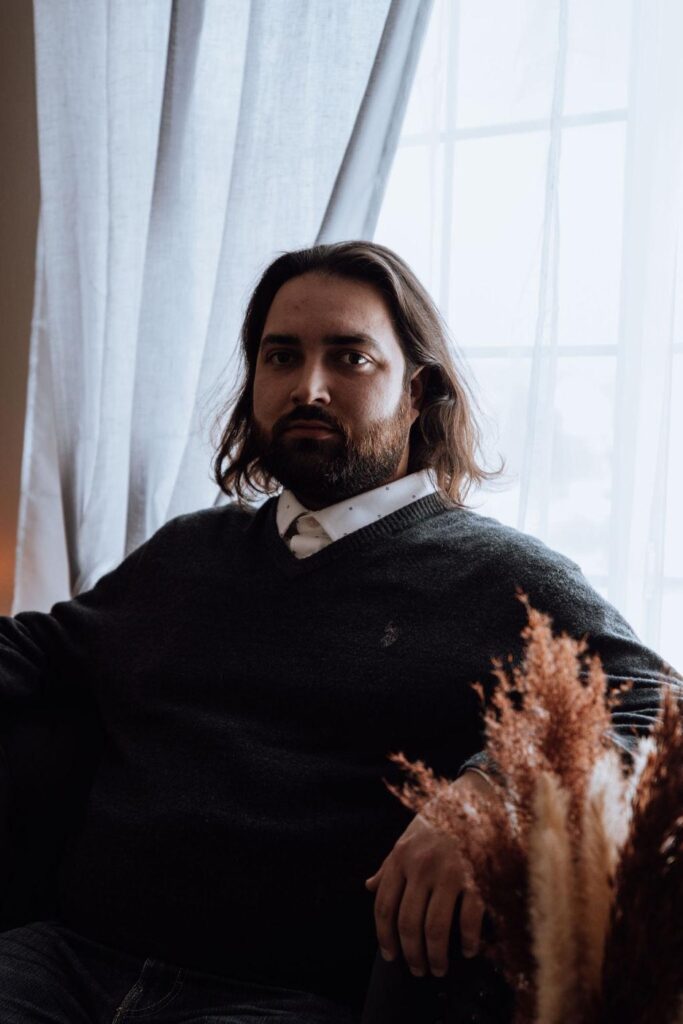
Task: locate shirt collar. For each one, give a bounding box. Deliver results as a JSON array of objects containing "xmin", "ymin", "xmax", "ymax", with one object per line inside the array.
[{"xmin": 276, "ymin": 468, "xmax": 439, "ymax": 541}]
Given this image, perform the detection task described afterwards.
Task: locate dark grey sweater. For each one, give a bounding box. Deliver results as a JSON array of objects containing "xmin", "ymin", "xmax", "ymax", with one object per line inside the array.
[{"xmin": 0, "ymin": 492, "xmax": 671, "ymax": 1009}]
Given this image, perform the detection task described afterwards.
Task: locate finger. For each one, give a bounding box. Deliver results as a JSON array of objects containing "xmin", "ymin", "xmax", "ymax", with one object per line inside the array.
[
  {"xmin": 365, "ymin": 852, "xmax": 390, "ymax": 887},
  {"xmin": 424, "ymin": 881, "xmax": 460, "ymax": 977},
  {"xmin": 371, "ymin": 861, "xmax": 405, "ymax": 963},
  {"xmin": 460, "ymin": 886, "xmax": 485, "ymax": 958},
  {"xmin": 365, "ymin": 865, "xmax": 384, "ymax": 889},
  {"xmin": 396, "ymin": 879, "xmax": 431, "ymax": 976}
]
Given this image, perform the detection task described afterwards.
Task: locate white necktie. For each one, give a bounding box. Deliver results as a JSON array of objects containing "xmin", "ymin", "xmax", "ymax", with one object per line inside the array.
[{"xmin": 284, "ymin": 512, "xmax": 328, "ymax": 559}]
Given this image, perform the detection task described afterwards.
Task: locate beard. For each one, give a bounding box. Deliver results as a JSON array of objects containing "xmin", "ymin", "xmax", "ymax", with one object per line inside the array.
[{"xmin": 250, "ymin": 389, "xmax": 415, "ymax": 508}]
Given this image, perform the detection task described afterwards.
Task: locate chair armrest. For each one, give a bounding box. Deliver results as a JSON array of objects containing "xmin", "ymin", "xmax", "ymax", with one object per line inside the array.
[
  {"xmin": 360, "ymin": 908, "xmax": 515, "ymax": 1024},
  {"xmin": 0, "ymin": 698, "xmax": 103, "ymax": 931},
  {"xmin": 0, "ymin": 741, "xmax": 9, "ymax": 883}
]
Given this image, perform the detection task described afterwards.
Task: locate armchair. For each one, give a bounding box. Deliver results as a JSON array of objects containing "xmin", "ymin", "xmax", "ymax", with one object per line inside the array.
[
  {"xmin": 0, "ymin": 705, "xmax": 514, "ymax": 1023},
  {"xmin": 360, "ymin": 908, "xmax": 514, "ymax": 1024}
]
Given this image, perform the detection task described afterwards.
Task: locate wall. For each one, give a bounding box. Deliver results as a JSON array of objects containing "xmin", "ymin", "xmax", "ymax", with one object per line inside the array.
[{"xmin": 0, "ymin": 2, "xmax": 39, "ymax": 614}]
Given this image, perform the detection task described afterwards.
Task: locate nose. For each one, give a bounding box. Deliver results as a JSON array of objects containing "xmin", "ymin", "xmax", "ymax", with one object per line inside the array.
[{"xmin": 288, "ymin": 357, "xmax": 331, "ymax": 407}]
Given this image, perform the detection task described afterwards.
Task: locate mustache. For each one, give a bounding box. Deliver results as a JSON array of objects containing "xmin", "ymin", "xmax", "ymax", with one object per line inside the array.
[{"xmin": 278, "ymin": 411, "xmax": 341, "ymax": 433}]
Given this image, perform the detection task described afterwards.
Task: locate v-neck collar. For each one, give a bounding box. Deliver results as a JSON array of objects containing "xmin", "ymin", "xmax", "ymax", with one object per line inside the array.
[{"xmin": 244, "ymin": 490, "xmax": 452, "ymax": 578}]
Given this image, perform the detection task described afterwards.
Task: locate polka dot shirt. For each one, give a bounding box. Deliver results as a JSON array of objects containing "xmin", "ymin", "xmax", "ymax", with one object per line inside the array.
[{"xmin": 276, "ymin": 468, "xmax": 438, "ymax": 559}]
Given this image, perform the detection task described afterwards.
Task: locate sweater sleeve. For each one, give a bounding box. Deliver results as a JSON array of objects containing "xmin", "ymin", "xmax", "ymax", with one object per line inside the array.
[
  {"xmin": 0, "ymin": 521, "xmax": 177, "ymax": 801},
  {"xmin": 1, "ymin": 542, "xmax": 146, "ymax": 708},
  {"xmin": 456, "ymin": 528, "xmax": 682, "ymax": 784}
]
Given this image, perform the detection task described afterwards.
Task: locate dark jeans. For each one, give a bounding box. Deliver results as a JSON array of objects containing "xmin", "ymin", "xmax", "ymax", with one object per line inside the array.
[{"xmin": 0, "ymin": 919, "xmax": 357, "ymax": 1024}]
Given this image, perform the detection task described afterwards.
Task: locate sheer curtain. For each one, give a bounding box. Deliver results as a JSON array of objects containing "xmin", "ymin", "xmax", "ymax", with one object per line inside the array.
[
  {"xmin": 13, "ymin": 0, "xmax": 432, "ymax": 612},
  {"xmin": 375, "ymin": 0, "xmax": 683, "ymax": 670}
]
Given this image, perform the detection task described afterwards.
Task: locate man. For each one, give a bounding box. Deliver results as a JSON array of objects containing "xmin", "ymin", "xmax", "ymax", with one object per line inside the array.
[{"xmin": 0, "ymin": 241, "xmax": 671, "ymax": 1023}]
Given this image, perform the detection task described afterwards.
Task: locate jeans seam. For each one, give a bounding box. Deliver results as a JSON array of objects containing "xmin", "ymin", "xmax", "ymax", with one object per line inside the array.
[
  {"xmin": 110, "ymin": 959, "xmax": 151, "ymax": 1024},
  {"xmin": 122, "ymin": 966, "xmax": 187, "ymax": 1015}
]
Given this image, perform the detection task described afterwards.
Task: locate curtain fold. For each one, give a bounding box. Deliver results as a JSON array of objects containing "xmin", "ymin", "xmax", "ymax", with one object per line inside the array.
[
  {"xmin": 14, "ymin": 0, "xmax": 432, "ymax": 612},
  {"xmin": 317, "ymin": 0, "xmax": 434, "ymax": 242}
]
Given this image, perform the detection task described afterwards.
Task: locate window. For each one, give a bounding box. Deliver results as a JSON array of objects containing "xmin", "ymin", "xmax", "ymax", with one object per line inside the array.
[{"xmin": 375, "ymin": 0, "xmax": 683, "ymax": 670}]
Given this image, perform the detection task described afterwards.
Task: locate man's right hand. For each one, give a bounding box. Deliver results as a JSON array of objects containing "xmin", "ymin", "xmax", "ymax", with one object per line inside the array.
[{"xmin": 364, "ymin": 769, "xmax": 494, "ymax": 978}]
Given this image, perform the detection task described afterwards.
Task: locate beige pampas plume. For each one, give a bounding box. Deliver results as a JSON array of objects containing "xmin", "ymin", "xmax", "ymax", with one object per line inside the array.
[
  {"xmin": 575, "ymin": 748, "xmax": 629, "ymax": 1004},
  {"xmin": 625, "ymin": 735, "xmax": 657, "ymax": 805},
  {"xmin": 528, "ymin": 771, "xmax": 580, "ymax": 1024}
]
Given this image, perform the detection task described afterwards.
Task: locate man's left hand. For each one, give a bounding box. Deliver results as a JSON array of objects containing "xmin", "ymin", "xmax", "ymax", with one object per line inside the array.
[{"xmin": 364, "ymin": 771, "xmax": 491, "ymax": 978}]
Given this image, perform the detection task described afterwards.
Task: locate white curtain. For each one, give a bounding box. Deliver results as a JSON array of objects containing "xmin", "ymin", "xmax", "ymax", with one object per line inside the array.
[
  {"xmin": 375, "ymin": 0, "xmax": 683, "ymax": 670},
  {"xmin": 14, "ymin": 0, "xmax": 432, "ymax": 612}
]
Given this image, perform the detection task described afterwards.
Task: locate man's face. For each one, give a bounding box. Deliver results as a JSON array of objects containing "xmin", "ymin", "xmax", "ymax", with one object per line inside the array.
[{"xmin": 251, "ymin": 272, "xmax": 424, "ymax": 510}]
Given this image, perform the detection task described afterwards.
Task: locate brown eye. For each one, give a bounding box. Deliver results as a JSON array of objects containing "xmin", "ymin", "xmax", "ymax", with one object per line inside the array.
[{"xmin": 341, "ymin": 352, "xmax": 370, "ymax": 366}]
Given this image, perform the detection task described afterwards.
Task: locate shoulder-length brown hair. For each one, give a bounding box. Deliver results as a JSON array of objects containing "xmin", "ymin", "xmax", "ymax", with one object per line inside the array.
[{"xmin": 212, "ymin": 240, "xmax": 502, "ymax": 509}]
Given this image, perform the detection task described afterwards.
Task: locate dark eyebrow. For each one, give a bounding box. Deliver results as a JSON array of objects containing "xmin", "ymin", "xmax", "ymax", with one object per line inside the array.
[{"xmin": 260, "ymin": 332, "xmax": 383, "ymax": 355}]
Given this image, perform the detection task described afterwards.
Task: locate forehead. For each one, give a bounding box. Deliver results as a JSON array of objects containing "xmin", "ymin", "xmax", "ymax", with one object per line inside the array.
[{"xmin": 261, "ymin": 272, "xmax": 398, "ymax": 340}]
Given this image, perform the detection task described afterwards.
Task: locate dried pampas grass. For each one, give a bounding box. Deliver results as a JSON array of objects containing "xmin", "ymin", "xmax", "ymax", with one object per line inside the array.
[
  {"xmin": 575, "ymin": 748, "xmax": 627, "ymax": 1000},
  {"xmin": 385, "ymin": 594, "xmax": 683, "ymax": 1024},
  {"xmin": 598, "ymin": 682, "xmax": 683, "ymax": 1023},
  {"xmin": 527, "ymin": 771, "xmax": 579, "ymax": 1024}
]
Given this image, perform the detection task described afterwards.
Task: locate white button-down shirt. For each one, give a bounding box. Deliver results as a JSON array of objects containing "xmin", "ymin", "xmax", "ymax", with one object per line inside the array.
[{"xmin": 276, "ymin": 467, "xmax": 439, "ymax": 558}]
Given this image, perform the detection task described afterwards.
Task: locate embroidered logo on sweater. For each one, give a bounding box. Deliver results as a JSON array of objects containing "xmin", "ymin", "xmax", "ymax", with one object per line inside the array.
[{"xmin": 380, "ymin": 620, "xmax": 399, "ymax": 648}]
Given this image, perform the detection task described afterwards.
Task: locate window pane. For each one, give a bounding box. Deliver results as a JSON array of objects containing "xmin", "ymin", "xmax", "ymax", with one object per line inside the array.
[
  {"xmin": 469, "ymin": 353, "xmax": 616, "ymax": 578},
  {"xmin": 466, "ymin": 353, "xmax": 530, "ymax": 525},
  {"xmin": 663, "ymin": 353, "xmax": 683, "ymax": 577},
  {"xmin": 660, "ymin": 587, "xmax": 683, "ymax": 676},
  {"xmin": 547, "ymin": 355, "xmax": 615, "ymax": 576},
  {"xmin": 564, "ymin": 0, "xmax": 632, "ymax": 118},
  {"xmin": 557, "ymin": 121, "xmax": 625, "ymax": 346},
  {"xmin": 456, "ymin": 0, "xmax": 558, "ymax": 129},
  {"xmin": 374, "ymin": 142, "xmax": 445, "ymax": 302},
  {"xmin": 401, "ymin": 0, "xmax": 450, "ymax": 136},
  {"xmin": 447, "ymin": 132, "xmax": 548, "ymax": 346}
]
